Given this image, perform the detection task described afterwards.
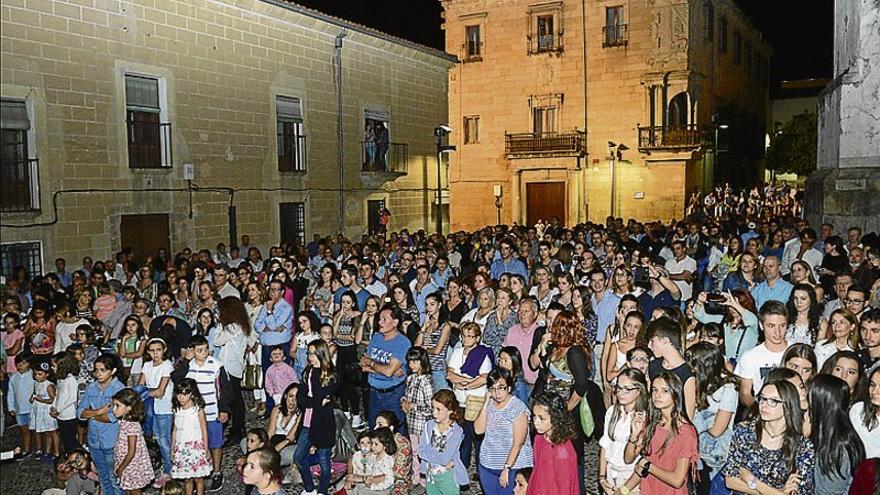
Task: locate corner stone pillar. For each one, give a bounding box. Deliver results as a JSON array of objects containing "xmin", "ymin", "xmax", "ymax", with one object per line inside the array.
[{"xmin": 806, "ymin": 0, "xmax": 880, "ymax": 234}]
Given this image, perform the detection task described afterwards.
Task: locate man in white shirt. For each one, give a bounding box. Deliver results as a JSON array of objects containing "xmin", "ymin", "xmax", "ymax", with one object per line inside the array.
[
  {"xmin": 735, "ymin": 300, "xmax": 789, "ymax": 407},
  {"xmin": 213, "ymin": 265, "xmax": 241, "ymax": 299},
  {"xmin": 665, "ymin": 240, "xmax": 697, "ymax": 302},
  {"xmin": 794, "ymin": 228, "xmax": 823, "ymax": 276},
  {"xmin": 360, "ymin": 260, "xmax": 387, "ymax": 298},
  {"xmin": 780, "ymin": 225, "xmax": 801, "ymax": 277}
]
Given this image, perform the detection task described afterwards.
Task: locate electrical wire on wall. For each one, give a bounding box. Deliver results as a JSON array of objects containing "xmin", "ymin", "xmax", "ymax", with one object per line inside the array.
[{"xmin": 0, "ymin": 181, "xmax": 436, "ymax": 229}]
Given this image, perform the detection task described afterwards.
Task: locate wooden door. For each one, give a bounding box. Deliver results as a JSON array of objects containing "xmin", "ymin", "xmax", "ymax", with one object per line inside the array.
[
  {"xmin": 120, "ymin": 214, "xmax": 170, "ymax": 263},
  {"xmin": 526, "ymin": 182, "xmax": 565, "ymax": 227}
]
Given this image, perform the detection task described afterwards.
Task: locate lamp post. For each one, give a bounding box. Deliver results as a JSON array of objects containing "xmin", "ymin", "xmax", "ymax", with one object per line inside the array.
[
  {"xmin": 493, "ymin": 185, "xmax": 502, "ymax": 225},
  {"xmin": 713, "ymin": 123, "xmax": 728, "ymax": 189},
  {"xmin": 434, "ymin": 125, "xmax": 454, "ymax": 235},
  {"xmin": 607, "ymin": 142, "xmax": 628, "ymax": 218}
]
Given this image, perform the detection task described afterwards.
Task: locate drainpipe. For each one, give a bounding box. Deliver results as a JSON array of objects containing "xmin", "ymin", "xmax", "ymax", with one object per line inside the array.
[
  {"xmin": 581, "ymin": 0, "xmax": 589, "ymax": 223},
  {"xmin": 334, "ymin": 29, "xmax": 348, "ymax": 234}
]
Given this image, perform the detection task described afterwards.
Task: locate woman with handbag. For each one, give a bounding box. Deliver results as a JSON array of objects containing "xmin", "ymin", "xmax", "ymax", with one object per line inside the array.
[
  {"xmin": 532, "ymin": 310, "xmax": 605, "ymax": 495},
  {"xmin": 245, "ymin": 281, "xmax": 268, "ymax": 416},
  {"xmin": 215, "ymin": 296, "xmax": 250, "ymax": 447},
  {"xmin": 446, "ymin": 321, "xmax": 494, "ymax": 490}
]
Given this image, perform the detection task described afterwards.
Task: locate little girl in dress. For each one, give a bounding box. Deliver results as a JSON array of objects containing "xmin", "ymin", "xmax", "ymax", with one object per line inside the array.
[
  {"xmin": 170, "ymin": 378, "xmax": 212, "ymax": 495},
  {"xmin": 112, "ymin": 388, "xmax": 154, "ymax": 494}
]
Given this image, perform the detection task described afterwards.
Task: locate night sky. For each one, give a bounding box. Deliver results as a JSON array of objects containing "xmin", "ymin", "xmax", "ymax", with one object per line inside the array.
[{"xmin": 293, "ymin": 0, "xmax": 833, "ymax": 86}]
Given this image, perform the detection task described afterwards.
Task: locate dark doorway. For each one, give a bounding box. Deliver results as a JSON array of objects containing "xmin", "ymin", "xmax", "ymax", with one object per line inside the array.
[
  {"xmin": 367, "ymin": 199, "xmax": 386, "ymax": 235},
  {"xmin": 668, "ymin": 92, "xmax": 689, "ymax": 127},
  {"xmin": 279, "ymin": 202, "xmax": 306, "ymax": 247},
  {"xmin": 526, "ymin": 182, "xmax": 565, "ymax": 227},
  {"xmin": 120, "ymin": 214, "xmax": 170, "ymax": 263}
]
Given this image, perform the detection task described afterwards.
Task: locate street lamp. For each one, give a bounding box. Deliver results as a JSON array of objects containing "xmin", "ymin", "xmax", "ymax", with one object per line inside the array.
[
  {"xmin": 607, "ymin": 142, "xmax": 628, "ymax": 218},
  {"xmin": 434, "ymin": 125, "xmax": 455, "ymax": 234}
]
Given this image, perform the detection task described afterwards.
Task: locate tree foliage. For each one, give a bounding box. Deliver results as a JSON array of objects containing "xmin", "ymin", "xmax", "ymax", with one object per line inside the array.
[{"xmin": 763, "ymin": 112, "xmax": 818, "ymax": 176}]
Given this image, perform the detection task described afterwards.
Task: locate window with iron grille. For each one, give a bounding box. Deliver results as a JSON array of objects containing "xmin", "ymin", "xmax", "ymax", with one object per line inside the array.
[
  {"xmin": 276, "ymin": 96, "xmax": 306, "ymax": 172},
  {"xmin": 702, "ymin": 2, "xmax": 714, "ymax": 42},
  {"xmin": 464, "ymin": 116, "xmax": 480, "ymax": 144},
  {"xmin": 1, "ymin": 241, "xmax": 43, "ymax": 281},
  {"xmin": 465, "ymin": 25, "xmax": 482, "ymax": 59},
  {"xmin": 537, "ymin": 15, "xmax": 555, "ymax": 52},
  {"xmin": 1, "ymin": 99, "xmax": 39, "ymax": 212},
  {"xmin": 279, "ymin": 202, "xmax": 306, "ymax": 246},
  {"xmin": 718, "ymin": 16, "xmax": 728, "ymax": 53},
  {"xmin": 603, "ymin": 6, "xmax": 627, "ymax": 47},
  {"xmin": 125, "ymin": 75, "xmax": 171, "ymax": 169}
]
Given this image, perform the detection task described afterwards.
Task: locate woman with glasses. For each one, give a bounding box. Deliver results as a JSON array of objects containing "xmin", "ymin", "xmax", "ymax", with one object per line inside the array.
[
  {"xmin": 686, "ymin": 342, "xmax": 738, "ymax": 489},
  {"xmin": 474, "ymin": 368, "xmax": 534, "ymax": 495},
  {"xmin": 598, "ymin": 368, "xmax": 648, "ymax": 494},
  {"xmin": 722, "ymin": 380, "xmax": 815, "ymax": 495}
]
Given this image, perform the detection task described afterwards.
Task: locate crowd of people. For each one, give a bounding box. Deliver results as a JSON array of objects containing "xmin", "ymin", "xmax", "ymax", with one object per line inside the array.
[{"xmin": 1, "ymin": 181, "xmax": 879, "ymax": 495}]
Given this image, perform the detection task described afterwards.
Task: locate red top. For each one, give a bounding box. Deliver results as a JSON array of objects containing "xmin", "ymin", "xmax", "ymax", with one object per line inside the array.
[
  {"xmin": 526, "ymin": 435, "xmax": 579, "ymax": 495},
  {"xmin": 639, "ymin": 424, "xmax": 698, "ymax": 495}
]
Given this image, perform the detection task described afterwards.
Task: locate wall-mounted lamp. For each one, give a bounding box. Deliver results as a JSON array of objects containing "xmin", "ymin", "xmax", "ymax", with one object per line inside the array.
[{"xmin": 493, "ymin": 185, "xmax": 502, "ymax": 225}]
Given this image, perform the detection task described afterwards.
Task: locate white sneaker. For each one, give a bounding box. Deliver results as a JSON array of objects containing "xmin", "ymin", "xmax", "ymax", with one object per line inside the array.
[{"xmin": 300, "ymin": 490, "xmax": 317, "ymax": 495}]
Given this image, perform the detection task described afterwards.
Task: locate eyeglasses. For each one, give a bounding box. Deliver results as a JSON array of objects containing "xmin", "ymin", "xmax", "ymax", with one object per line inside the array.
[
  {"xmin": 845, "ymin": 298, "xmax": 866, "ymax": 304},
  {"xmin": 269, "ymin": 288, "xmax": 283, "ymax": 292},
  {"xmin": 756, "ymin": 394, "xmax": 783, "ymax": 408},
  {"xmin": 489, "ymin": 385, "xmax": 509, "ymax": 393},
  {"xmin": 614, "ymin": 385, "xmax": 640, "ymax": 394}
]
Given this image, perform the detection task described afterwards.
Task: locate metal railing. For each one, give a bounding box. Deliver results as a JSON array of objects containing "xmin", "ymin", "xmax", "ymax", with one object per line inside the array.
[
  {"xmin": 0, "ymin": 157, "xmax": 39, "ymax": 212},
  {"xmin": 527, "ymin": 33, "xmax": 564, "ymax": 54},
  {"xmin": 603, "ymin": 24, "xmax": 628, "ymax": 47},
  {"xmin": 278, "ymin": 133, "xmax": 307, "ymax": 172},
  {"xmin": 127, "ymin": 116, "xmax": 172, "ymax": 168},
  {"xmin": 361, "ymin": 141, "xmax": 408, "ymax": 173},
  {"xmin": 505, "ymin": 131, "xmax": 586, "ymax": 157},
  {"xmin": 638, "ymin": 125, "xmax": 703, "ymax": 151},
  {"xmin": 461, "ymin": 41, "xmax": 483, "ymax": 62}
]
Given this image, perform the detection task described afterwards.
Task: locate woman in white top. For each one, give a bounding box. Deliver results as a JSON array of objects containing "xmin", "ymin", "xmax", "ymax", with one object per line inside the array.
[
  {"xmin": 598, "ymin": 368, "xmax": 647, "ymax": 493},
  {"xmin": 52, "ymin": 354, "xmax": 82, "ymax": 454},
  {"xmin": 528, "ymin": 266, "xmax": 559, "ymax": 312},
  {"xmin": 216, "ymin": 296, "xmax": 251, "ymax": 444},
  {"xmin": 814, "ymin": 309, "xmax": 858, "ymax": 369},
  {"xmin": 849, "ymin": 366, "xmax": 880, "ymax": 459},
  {"xmin": 461, "ymin": 287, "xmax": 495, "ymax": 331},
  {"xmin": 261, "ymin": 383, "xmax": 300, "ymax": 469}
]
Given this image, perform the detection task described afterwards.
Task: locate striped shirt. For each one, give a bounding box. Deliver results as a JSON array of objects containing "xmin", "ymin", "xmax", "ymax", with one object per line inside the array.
[
  {"xmin": 478, "ymin": 396, "xmax": 534, "ymax": 470},
  {"xmin": 187, "ymin": 357, "xmax": 222, "ymax": 421}
]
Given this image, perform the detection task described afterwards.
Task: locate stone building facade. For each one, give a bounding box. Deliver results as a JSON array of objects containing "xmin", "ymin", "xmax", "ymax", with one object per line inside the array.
[
  {"xmin": 440, "ymin": 0, "xmax": 770, "ymax": 230},
  {"xmin": 807, "ymin": 0, "xmax": 879, "ymax": 234},
  {"xmin": 1, "ymin": 0, "xmax": 454, "ymax": 276}
]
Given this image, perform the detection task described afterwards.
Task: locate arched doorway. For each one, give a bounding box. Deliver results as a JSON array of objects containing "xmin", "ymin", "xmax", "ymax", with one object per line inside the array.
[{"xmin": 667, "ymin": 92, "xmax": 689, "ymax": 128}]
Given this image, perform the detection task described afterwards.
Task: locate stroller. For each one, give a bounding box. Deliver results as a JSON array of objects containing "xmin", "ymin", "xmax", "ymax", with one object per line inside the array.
[{"xmin": 303, "ymin": 409, "xmax": 357, "ymax": 493}]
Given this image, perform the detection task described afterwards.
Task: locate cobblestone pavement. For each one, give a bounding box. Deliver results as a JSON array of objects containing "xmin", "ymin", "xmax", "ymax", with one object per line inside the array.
[{"xmin": 1, "ymin": 405, "xmax": 599, "ymax": 495}]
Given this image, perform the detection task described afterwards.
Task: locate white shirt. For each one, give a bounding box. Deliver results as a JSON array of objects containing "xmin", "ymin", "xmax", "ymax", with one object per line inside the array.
[
  {"xmin": 216, "ymin": 282, "xmax": 241, "ymax": 299},
  {"xmin": 665, "ymin": 255, "xmax": 697, "ymax": 301},
  {"xmin": 447, "ymin": 345, "xmax": 492, "ymax": 405},
  {"xmin": 850, "ymin": 401, "xmax": 880, "ymax": 458},
  {"xmin": 781, "ymin": 237, "xmax": 801, "ymax": 275},
  {"xmin": 734, "ymin": 343, "xmax": 786, "ymax": 395},
  {"xmin": 814, "ymin": 340, "xmax": 854, "ymax": 369},
  {"xmin": 55, "ymin": 375, "xmax": 78, "ymax": 421},
  {"xmin": 363, "ymin": 278, "xmax": 388, "ymax": 298},
  {"xmin": 55, "ymin": 318, "xmax": 88, "ymax": 353},
  {"xmin": 143, "ymin": 360, "xmax": 174, "ymax": 414},
  {"xmin": 214, "ymin": 323, "xmax": 247, "ymax": 378}
]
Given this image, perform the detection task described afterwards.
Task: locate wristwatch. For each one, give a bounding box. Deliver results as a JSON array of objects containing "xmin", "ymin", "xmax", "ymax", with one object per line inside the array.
[
  {"xmin": 503, "ymin": 464, "xmax": 511, "ymax": 471},
  {"xmin": 639, "ymin": 461, "xmax": 651, "ymax": 478}
]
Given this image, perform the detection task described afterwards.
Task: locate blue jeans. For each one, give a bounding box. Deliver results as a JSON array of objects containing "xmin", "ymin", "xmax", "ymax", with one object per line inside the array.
[
  {"xmin": 460, "ymin": 420, "xmax": 482, "ymax": 474},
  {"xmin": 293, "ymin": 427, "xmax": 332, "ymax": 493},
  {"xmin": 432, "ymin": 369, "xmax": 449, "ymax": 392},
  {"xmin": 91, "ymin": 445, "xmax": 123, "ymax": 495},
  {"xmin": 369, "ymin": 382, "xmax": 407, "ymax": 435},
  {"xmin": 478, "ymin": 464, "xmax": 518, "ymax": 495},
  {"xmin": 154, "ymin": 413, "xmax": 173, "ymax": 474}
]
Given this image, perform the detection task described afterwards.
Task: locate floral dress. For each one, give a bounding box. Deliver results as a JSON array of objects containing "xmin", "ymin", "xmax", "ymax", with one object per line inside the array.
[
  {"xmin": 115, "ymin": 420, "xmax": 154, "ymax": 489},
  {"xmin": 722, "ymin": 419, "xmax": 815, "ymax": 494},
  {"xmin": 171, "ymin": 405, "xmax": 213, "ymax": 479}
]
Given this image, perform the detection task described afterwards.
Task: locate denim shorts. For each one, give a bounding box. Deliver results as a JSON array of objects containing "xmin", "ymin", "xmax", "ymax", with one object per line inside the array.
[
  {"xmin": 207, "ymin": 420, "xmax": 224, "ymax": 449},
  {"xmin": 16, "ymin": 413, "xmax": 30, "ymax": 427}
]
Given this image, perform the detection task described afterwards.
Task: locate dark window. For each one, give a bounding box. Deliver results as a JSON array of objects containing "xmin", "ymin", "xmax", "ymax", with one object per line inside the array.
[
  {"xmin": 1, "ymin": 241, "xmax": 42, "ymax": 280},
  {"xmin": 745, "ymin": 41, "xmax": 752, "ymax": 73},
  {"xmin": 464, "ymin": 116, "xmax": 480, "ymax": 144},
  {"xmin": 276, "ymin": 96, "xmax": 306, "ymax": 172},
  {"xmin": 1, "ymin": 99, "xmax": 37, "ymax": 212},
  {"xmin": 279, "ymin": 202, "xmax": 306, "ymax": 246},
  {"xmin": 125, "ymin": 75, "xmax": 169, "ymax": 168},
  {"xmin": 532, "ymin": 106, "xmax": 557, "ymax": 135},
  {"xmin": 718, "ymin": 16, "xmax": 728, "ymax": 53},
  {"xmin": 604, "ymin": 6, "xmax": 627, "ymax": 47},
  {"xmin": 702, "ymin": 2, "xmax": 714, "ymax": 42},
  {"xmin": 537, "ymin": 15, "xmax": 555, "ymax": 51},
  {"xmin": 733, "ymin": 31, "xmax": 742, "ymax": 64},
  {"xmin": 367, "ymin": 199, "xmax": 386, "ymax": 235},
  {"xmin": 465, "ymin": 25, "xmax": 482, "ymax": 60}
]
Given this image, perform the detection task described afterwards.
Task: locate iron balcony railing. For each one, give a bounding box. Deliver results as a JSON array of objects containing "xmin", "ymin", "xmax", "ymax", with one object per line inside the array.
[
  {"xmin": 603, "ymin": 24, "xmax": 628, "ymax": 47},
  {"xmin": 127, "ymin": 115, "xmax": 172, "ymax": 169},
  {"xmin": 527, "ymin": 33, "xmax": 564, "ymax": 54},
  {"xmin": 461, "ymin": 41, "xmax": 483, "ymax": 62},
  {"xmin": 361, "ymin": 141, "xmax": 408, "ymax": 174},
  {"xmin": 0, "ymin": 157, "xmax": 40, "ymax": 212},
  {"xmin": 638, "ymin": 125, "xmax": 704, "ymax": 151},
  {"xmin": 505, "ymin": 131, "xmax": 586, "ymax": 158}
]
